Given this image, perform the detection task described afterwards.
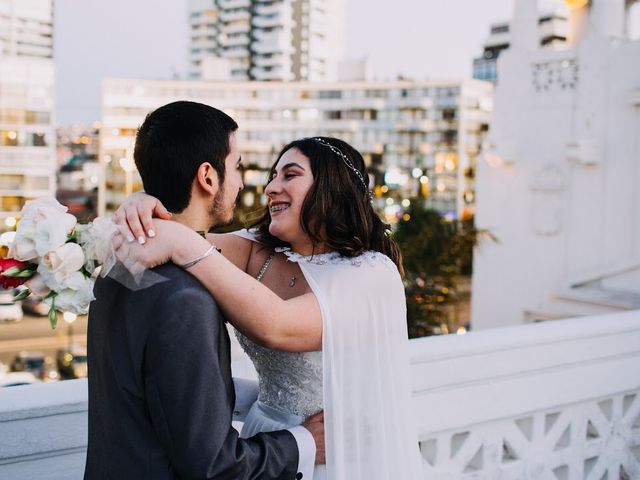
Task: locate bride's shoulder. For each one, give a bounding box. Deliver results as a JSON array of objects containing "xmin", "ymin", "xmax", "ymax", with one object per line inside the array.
[{"xmin": 207, "ymin": 230, "xmax": 257, "ymax": 271}]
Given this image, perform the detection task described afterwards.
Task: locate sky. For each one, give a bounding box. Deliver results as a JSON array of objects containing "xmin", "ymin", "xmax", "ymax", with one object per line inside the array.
[{"xmin": 54, "ymin": 0, "xmax": 565, "ymax": 125}]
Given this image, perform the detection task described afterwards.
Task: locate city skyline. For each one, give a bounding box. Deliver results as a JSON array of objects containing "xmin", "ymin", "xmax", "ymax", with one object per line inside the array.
[{"xmin": 54, "ymin": 0, "xmax": 545, "ymax": 124}]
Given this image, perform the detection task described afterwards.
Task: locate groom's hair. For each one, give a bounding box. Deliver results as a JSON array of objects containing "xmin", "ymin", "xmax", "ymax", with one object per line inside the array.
[{"xmin": 134, "ymin": 101, "xmax": 238, "ymax": 213}]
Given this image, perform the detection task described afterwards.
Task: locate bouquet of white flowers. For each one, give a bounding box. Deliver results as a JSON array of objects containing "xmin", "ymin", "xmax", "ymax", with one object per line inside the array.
[{"xmin": 0, "ymin": 197, "xmax": 117, "ymax": 328}]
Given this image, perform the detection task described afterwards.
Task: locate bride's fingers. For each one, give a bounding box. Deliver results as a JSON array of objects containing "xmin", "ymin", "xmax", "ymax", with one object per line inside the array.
[
  {"xmin": 125, "ymin": 205, "xmax": 147, "ymax": 244},
  {"xmin": 113, "ymin": 210, "xmax": 135, "ymax": 243},
  {"xmin": 111, "ymin": 230, "xmax": 125, "ymax": 251},
  {"xmin": 137, "ymin": 204, "xmax": 157, "ymax": 238},
  {"xmin": 153, "ymin": 199, "xmax": 173, "ymax": 220}
]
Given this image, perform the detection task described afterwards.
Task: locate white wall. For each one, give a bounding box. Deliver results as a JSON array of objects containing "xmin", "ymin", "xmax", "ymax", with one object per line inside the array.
[{"xmin": 472, "ymin": 0, "xmax": 640, "ymax": 329}]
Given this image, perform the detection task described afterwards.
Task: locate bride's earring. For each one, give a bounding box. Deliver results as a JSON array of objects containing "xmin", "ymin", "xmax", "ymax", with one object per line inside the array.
[{"xmin": 289, "ymin": 275, "xmax": 297, "ymax": 287}]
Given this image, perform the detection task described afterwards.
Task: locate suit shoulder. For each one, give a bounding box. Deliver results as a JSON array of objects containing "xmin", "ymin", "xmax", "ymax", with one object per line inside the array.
[{"xmin": 96, "ymin": 263, "xmax": 216, "ymax": 308}]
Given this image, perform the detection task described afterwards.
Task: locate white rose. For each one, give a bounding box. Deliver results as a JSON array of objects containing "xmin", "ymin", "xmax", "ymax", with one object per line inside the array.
[
  {"xmin": 44, "ymin": 275, "xmax": 95, "ymax": 315},
  {"xmin": 9, "ymin": 196, "xmax": 77, "ymax": 261},
  {"xmin": 37, "ymin": 244, "xmax": 85, "ymax": 292},
  {"xmin": 8, "ymin": 217, "xmax": 38, "ymax": 260},
  {"xmin": 22, "ymin": 197, "xmax": 68, "ymax": 216},
  {"xmin": 42, "ymin": 243, "xmax": 85, "ymax": 276},
  {"xmin": 33, "ymin": 214, "xmax": 77, "ymax": 257},
  {"xmin": 24, "ymin": 275, "xmax": 51, "ymax": 298}
]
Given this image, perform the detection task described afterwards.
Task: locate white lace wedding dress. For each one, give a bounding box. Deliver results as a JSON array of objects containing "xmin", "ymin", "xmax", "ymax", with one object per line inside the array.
[
  {"xmin": 235, "ymin": 330, "xmax": 326, "ymax": 478},
  {"xmin": 233, "ymin": 230, "xmax": 423, "ymax": 479}
]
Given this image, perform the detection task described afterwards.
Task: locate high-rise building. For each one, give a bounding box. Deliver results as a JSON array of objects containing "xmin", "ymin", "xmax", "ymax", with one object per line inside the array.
[
  {"xmin": 473, "ymin": 10, "xmax": 568, "ymax": 83},
  {"xmin": 187, "ymin": 0, "xmax": 344, "ymax": 82},
  {"xmin": 0, "ymin": 0, "xmax": 55, "ymax": 227},
  {"xmin": 99, "ymin": 78, "xmax": 492, "ymax": 219}
]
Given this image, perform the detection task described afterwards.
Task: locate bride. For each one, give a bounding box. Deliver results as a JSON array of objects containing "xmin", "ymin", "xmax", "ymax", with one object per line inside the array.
[{"xmin": 115, "ymin": 136, "xmax": 423, "ymax": 479}]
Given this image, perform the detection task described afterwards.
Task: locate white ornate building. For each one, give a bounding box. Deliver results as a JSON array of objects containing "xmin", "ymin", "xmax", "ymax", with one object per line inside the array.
[
  {"xmin": 472, "ymin": 0, "xmax": 640, "ymax": 329},
  {"xmin": 472, "ymin": 9, "xmax": 568, "ymax": 83}
]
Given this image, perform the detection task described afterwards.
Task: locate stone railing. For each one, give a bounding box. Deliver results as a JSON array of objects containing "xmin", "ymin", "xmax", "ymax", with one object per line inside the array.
[
  {"xmin": 410, "ymin": 310, "xmax": 640, "ymax": 479},
  {"xmin": 1, "ymin": 310, "xmax": 638, "ymax": 479},
  {"xmin": 0, "ymin": 379, "xmax": 87, "ymax": 480}
]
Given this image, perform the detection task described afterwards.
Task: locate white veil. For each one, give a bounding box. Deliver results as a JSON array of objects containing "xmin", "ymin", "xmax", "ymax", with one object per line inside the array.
[{"xmin": 291, "ymin": 251, "xmax": 423, "ymax": 479}]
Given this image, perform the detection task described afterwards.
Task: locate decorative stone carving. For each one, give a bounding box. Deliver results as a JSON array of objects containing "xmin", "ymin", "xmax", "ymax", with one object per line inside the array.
[
  {"xmin": 566, "ymin": 138, "xmax": 601, "ymax": 165},
  {"xmin": 532, "ymin": 59, "xmax": 579, "ymax": 92},
  {"xmin": 419, "ymin": 390, "xmax": 640, "ymax": 478},
  {"xmin": 529, "ymin": 165, "xmax": 567, "ymax": 236}
]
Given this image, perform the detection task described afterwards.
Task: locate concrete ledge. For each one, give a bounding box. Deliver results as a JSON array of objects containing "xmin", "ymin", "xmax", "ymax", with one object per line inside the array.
[{"xmin": 0, "ymin": 379, "xmax": 87, "ymax": 478}]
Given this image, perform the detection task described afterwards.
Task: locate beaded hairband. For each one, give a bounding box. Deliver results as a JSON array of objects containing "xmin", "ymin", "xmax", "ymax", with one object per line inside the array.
[{"xmin": 312, "ymin": 138, "xmax": 372, "ymax": 201}]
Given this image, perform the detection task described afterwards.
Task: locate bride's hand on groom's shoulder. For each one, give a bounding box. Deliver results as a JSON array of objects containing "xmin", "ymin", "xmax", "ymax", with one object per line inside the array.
[
  {"xmin": 303, "ymin": 411, "xmax": 325, "ymax": 465},
  {"xmin": 113, "ymin": 192, "xmax": 172, "ymax": 245},
  {"xmin": 112, "ymin": 220, "xmax": 184, "ymax": 271}
]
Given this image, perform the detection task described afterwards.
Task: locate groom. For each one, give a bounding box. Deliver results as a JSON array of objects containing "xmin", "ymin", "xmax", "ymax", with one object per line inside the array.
[{"xmin": 85, "ymin": 101, "xmax": 320, "ymax": 479}]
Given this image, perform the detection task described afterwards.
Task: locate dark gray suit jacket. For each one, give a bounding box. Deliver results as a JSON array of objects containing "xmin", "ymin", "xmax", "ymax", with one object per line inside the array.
[{"xmin": 84, "ymin": 263, "xmax": 300, "ymax": 479}]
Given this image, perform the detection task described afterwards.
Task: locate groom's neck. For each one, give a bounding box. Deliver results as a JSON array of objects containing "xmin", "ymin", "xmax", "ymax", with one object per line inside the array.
[{"xmin": 171, "ymin": 204, "xmax": 212, "ymax": 233}]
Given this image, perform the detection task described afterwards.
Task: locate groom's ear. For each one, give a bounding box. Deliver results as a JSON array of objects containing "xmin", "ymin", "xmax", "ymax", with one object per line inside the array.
[{"xmin": 195, "ymin": 162, "xmax": 219, "ymax": 196}]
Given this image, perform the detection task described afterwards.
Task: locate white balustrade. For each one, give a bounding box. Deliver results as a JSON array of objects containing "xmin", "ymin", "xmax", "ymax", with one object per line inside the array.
[
  {"xmin": 0, "ymin": 310, "xmax": 638, "ymax": 479},
  {"xmin": 411, "ymin": 310, "xmax": 640, "ymax": 479}
]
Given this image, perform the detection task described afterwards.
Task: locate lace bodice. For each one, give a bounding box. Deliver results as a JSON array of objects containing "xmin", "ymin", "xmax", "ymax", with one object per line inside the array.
[
  {"xmin": 235, "ymin": 329, "xmax": 323, "ymax": 418},
  {"xmin": 274, "ymin": 246, "xmax": 394, "ymax": 267},
  {"xmin": 230, "ymin": 230, "xmax": 394, "ymax": 419}
]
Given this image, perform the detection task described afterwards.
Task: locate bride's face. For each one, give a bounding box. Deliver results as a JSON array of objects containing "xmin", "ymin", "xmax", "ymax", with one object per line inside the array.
[{"xmin": 265, "ymin": 148, "xmax": 315, "ymax": 249}]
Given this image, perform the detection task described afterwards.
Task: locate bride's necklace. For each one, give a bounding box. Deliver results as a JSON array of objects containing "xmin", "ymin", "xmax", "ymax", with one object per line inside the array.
[{"xmin": 256, "ymin": 251, "xmax": 297, "ymax": 287}]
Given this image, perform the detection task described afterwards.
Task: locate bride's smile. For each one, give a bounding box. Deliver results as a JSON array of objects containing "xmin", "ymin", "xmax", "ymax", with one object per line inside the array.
[{"xmin": 265, "ymin": 148, "xmax": 315, "ymax": 253}]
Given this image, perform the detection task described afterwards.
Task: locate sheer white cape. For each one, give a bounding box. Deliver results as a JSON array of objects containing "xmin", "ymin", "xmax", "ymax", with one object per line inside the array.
[{"xmin": 234, "ymin": 230, "xmax": 423, "ymax": 479}]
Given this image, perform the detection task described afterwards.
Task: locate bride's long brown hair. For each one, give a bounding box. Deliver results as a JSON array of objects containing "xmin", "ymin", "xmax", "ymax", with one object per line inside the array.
[{"xmin": 252, "ymin": 137, "xmax": 403, "ymax": 274}]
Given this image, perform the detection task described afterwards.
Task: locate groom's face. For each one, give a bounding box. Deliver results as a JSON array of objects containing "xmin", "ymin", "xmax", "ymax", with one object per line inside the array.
[{"xmin": 210, "ymin": 132, "xmax": 243, "ymax": 227}]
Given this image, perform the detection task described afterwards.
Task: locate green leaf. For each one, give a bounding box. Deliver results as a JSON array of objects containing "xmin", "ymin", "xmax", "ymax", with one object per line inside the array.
[
  {"xmin": 48, "ymin": 297, "xmax": 58, "ymax": 329},
  {"xmin": 13, "ymin": 289, "xmax": 31, "ymax": 301},
  {"xmin": 1, "ymin": 266, "xmax": 22, "ymax": 277},
  {"xmin": 15, "ymin": 269, "xmax": 36, "ymax": 278}
]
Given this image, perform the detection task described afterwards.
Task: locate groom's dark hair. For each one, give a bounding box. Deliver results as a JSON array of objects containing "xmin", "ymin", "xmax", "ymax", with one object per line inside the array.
[{"xmin": 134, "ymin": 101, "xmax": 238, "ymax": 213}]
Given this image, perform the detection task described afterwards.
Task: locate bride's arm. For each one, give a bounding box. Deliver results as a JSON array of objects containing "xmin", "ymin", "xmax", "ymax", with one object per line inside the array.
[
  {"xmin": 124, "ymin": 220, "xmax": 322, "ymax": 353},
  {"xmin": 113, "ymin": 192, "xmax": 253, "ymax": 271}
]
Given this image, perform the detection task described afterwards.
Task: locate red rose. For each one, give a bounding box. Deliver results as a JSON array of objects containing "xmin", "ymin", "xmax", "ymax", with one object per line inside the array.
[{"xmin": 0, "ymin": 258, "xmax": 29, "ymax": 289}]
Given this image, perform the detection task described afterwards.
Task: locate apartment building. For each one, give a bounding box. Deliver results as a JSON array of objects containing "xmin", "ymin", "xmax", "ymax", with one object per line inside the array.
[
  {"xmin": 0, "ymin": 0, "xmax": 55, "ymax": 226},
  {"xmin": 100, "ymin": 78, "xmax": 492, "ymax": 219}
]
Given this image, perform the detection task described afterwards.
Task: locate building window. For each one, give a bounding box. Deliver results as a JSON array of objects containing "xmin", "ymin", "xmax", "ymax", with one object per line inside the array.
[
  {"xmin": 318, "ymin": 90, "xmax": 342, "ymax": 99},
  {"xmin": 365, "ymin": 89, "xmax": 388, "ymax": 99},
  {"xmin": 442, "ymin": 109, "xmax": 456, "ymax": 121},
  {"xmin": 0, "ymin": 175, "xmax": 23, "ymax": 190},
  {"xmin": 1, "ymin": 130, "xmax": 19, "ymax": 146},
  {"xmin": 26, "ymin": 176, "xmax": 50, "ymax": 190},
  {"xmin": 25, "ymin": 111, "xmax": 50, "ymax": 124},
  {"xmin": 1, "ymin": 196, "xmax": 25, "ymax": 212},
  {"xmin": 32, "ymin": 132, "xmax": 47, "ymax": 147},
  {"xmin": 491, "ymin": 24, "xmax": 509, "ymax": 34}
]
